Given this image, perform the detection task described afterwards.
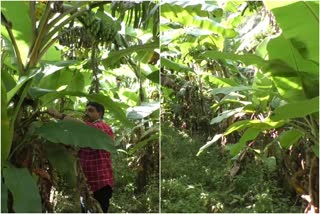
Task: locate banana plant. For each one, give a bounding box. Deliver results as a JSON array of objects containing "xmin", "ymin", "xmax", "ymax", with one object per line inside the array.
[{"xmin": 1, "ymin": 1, "xmax": 159, "ymax": 212}]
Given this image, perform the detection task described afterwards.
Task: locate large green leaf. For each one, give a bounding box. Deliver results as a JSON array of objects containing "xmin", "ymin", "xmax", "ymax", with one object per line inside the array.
[
  {"xmin": 227, "ymin": 128, "xmax": 260, "ymax": 156},
  {"xmin": 161, "ymin": 0, "xmax": 223, "ymax": 18},
  {"xmin": 1, "ymin": 1, "xmax": 32, "ymax": 66},
  {"xmin": 255, "ymin": 37, "xmax": 270, "ymax": 60},
  {"xmin": 256, "ymin": 13, "xmax": 319, "ymax": 99},
  {"xmin": 1, "ymin": 180, "xmax": 8, "ymax": 212},
  {"xmin": 146, "ymin": 70, "xmax": 159, "ymax": 84},
  {"xmin": 278, "ymin": 129, "xmax": 304, "ymax": 149},
  {"xmin": 266, "ymin": 35, "xmax": 318, "ymax": 74},
  {"xmin": 161, "ymin": 57, "xmax": 193, "ymax": 73},
  {"xmin": 120, "ymin": 89, "xmax": 139, "ymax": 106},
  {"xmin": 3, "ymin": 165, "xmax": 42, "ymax": 213},
  {"xmin": 271, "ymin": 76, "xmax": 305, "ymax": 101},
  {"xmin": 203, "ymin": 75, "xmax": 239, "ymax": 87},
  {"xmin": 40, "ymin": 46, "xmax": 62, "ymax": 62},
  {"xmin": 265, "ymin": 36, "xmax": 319, "ymax": 100},
  {"xmin": 140, "ymin": 63, "xmax": 159, "ymax": 79},
  {"xmin": 1, "ymin": 36, "xmax": 19, "ymax": 71},
  {"xmin": 33, "ymin": 64, "xmax": 80, "ymax": 105},
  {"xmin": 7, "ymin": 71, "xmax": 38, "ymax": 102},
  {"xmin": 197, "ymin": 134, "xmax": 223, "ymax": 156},
  {"xmin": 38, "ymin": 67, "xmax": 73, "ymax": 90},
  {"xmin": 35, "ymin": 61, "xmax": 80, "ymax": 86},
  {"xmin": 1, "ymin": 81, "xmax": 12, "ymax": 165},
  {"xmin": 35, "ymin": 120, "xmax": 116, "ymax": 153},
  {"xmin": 160, "ymin": 27, "xmax": 183, "ymax": 45},
  {"xmin": 126, "ymin": 102, "xmax": 160, "ymax": 120},
  {"xmin": 135, "ymin": 50, "xmax": 156, "ymax": 64},
  {"xmin": 1, "ymin": 70, "xmax": 16, "ymax": 92},
  {"xmin": 43, "ymin": 142, "xmax": 77, "ymax": 187},
  {"xmin": 251, "ymin": 70, "xmax": 274, "ymax": 110},
  {"xmin": 210, "ymin": 86, "xmax": 253, "ymax": 95},
  {"xmin": 271, "ymin": 96, "xmax": 319, "ymax": 121},
  {"xmin": 29, "ymin": 87, "xmax": 57, "ymax": 99},
  {"xmin": 67, "ymin": 71, "xmax": 85, "ymax": 92},
  {"xmin": 161, "ymin": 2, "xmax": 237, "ymax": 38},
  {"xmin": 210, "ymin": 107, "xmax": 244, "ymax": 125},
  {"xmin": 264, "ymin": 1, "xmax": 319, "ymax": 63},
  {"xmin": 102, "ymin": 42, "xmax": 158, "ymax": 68},
  {"xmin": 201, "ymin": 49, "xmax": 318, "ymax": 100},
  {"xmin": 224, "ymin": 119, "xmax": 285, "ymax": 135},
  {"xmin": 200, "ymin": 50, "xmax": 267, "ymax": 67},
  {"xmin": 28, "ymin": 89, "xmax": 133, "ymax": 127},
  {"xmin": 201, "ymin": 49, "xmax": 317, "ymax": 78}
]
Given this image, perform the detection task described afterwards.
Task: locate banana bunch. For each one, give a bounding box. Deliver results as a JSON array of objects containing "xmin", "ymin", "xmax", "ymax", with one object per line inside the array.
[
  {"xmin": 58, "ymin": 26, "xmax": 93, "ymax": 49},
  {"xmin": 80, "ymin": 28, "xmax": 95, "ymax": 48},
  {"xmin": 81, "ymin": 11, "xmax": 120, "ymax": 43},
  {"xmin": 58, "ymin": 28, "xmax": 74, "ymax": 47},
  {"xmin": 81, "ymin": 11, "xmax": 96, "ymax": 27},
  {"xmin": 89, "ymin": 19, "xmax": 101, "ymax": 37},
  {"xmin": 97, "ymin": 19, "xmax": 120, "ymax": 43},
  {"xmin": 58, "ymin": 11, "xmax": 120, "ymax": 49}
]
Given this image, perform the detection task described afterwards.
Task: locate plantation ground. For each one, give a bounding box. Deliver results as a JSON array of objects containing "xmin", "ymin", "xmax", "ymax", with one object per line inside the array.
[
  {"xmin": 109, "ymin": 152, "xmax": 159, "ymax": 213},
  {"xmin": 161, "ymin": 123, "xmax": 303, "ymax": 213}
]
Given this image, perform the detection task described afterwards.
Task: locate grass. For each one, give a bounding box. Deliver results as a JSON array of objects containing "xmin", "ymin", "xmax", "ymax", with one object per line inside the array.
[
  {"xmin": 109, "ymin": 151, "xmax": 159, "ymax": 213},
  {"xmin": 161, "ymin": 123, "xmax": 302, "ymax": 213}
]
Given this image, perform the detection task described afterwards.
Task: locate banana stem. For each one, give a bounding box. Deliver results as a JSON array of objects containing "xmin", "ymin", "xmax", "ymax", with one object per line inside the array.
[
  {"xmin": 10, "ymin": 80, "xmax": 33, "ymax": 132},
  {"xmin": 29, "ymin": 2, "xmax": 37, "ymax": 43},
  {"xmin": 1, "ymin": 13, "xmax": 24, "ymax": 74},
  {"xmin": 41, "ymin": 8, "xmax": 88, "ymax": 50},
  {"xmin": 44, "ymin": 1, "xmax": 88, "ymax": 33},
  {"xmin": 26, "ymin": 3, "xmax": 52, "ymax": 72}
]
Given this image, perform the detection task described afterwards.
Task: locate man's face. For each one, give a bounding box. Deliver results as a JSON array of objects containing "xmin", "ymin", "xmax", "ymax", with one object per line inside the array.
[{"xmin": 83, "ymin": 105, "xmax": 101, "ymax": 122}]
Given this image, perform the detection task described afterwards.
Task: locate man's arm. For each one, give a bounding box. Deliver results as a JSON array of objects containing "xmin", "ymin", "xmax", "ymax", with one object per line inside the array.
[{"xmin": 47, "ymin": 108, "xmax": 84, "ymax": 123}]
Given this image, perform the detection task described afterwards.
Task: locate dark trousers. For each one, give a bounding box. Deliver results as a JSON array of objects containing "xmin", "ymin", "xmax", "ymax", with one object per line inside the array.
[
  {"xmin": 81, "ymin": 185, "xmax": 113, "ymax": 213},
  {"xmin": 93, "ymin": 185, "xmax": 113, "ymax": 213}
]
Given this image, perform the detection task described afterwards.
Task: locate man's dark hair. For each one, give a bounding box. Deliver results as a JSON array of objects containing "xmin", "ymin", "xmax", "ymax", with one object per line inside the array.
[{"xmin": 87, "ymin": 102, "xmax": 105, "ymax": 118}]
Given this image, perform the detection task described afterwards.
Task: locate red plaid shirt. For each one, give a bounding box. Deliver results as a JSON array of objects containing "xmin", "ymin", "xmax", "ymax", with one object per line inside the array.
[{"xmin": 78, "ymin": 120, "xmax": 114, "ymax": 192}]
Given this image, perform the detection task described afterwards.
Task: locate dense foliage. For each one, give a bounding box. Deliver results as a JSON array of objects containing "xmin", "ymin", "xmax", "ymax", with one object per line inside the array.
[
  {"xmin": 160, "ymin": 0, "xmax": 318, "ymax": 212},
  {"xmin": 1, "ymin": 0, "xmax": 319, "ymax": 213},
  {"xmin": 1, "ymin": 1, "xmax": 159, "ymax": 212}
]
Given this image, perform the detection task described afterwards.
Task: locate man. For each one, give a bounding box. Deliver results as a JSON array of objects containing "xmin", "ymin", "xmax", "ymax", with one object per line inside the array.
[{"xmin": 48, "ymin": 102, "xmax": 114, "ymax": 213}]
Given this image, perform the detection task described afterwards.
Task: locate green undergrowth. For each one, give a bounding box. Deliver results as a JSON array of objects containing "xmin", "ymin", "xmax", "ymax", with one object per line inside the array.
[
  {"xmin": 109, "ymin": 151, "xmax": 159, "ymax": 213},
  {"xmin": 161, "ymin": 123, "xmax": 302, "ymax": 213}
]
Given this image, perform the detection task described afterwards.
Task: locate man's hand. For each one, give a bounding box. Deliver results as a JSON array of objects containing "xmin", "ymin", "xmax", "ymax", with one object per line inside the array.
[
  {"xmin": 47, "ymin": 108, "xmax": 63, "ymax": 119},
  {"xmin": 47, "ymin": 108, "xmax": 84, "ymax": 123}
]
